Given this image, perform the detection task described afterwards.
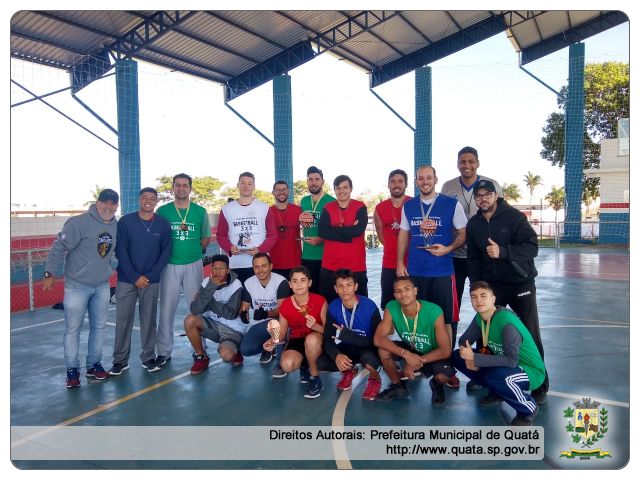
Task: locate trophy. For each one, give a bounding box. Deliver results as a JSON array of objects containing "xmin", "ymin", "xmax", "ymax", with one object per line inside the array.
[
  {"xmin": 267, "ymin": 319, "xmax": 283, "ymax": 345},
  {"xmin": 418, "ymin": 217, "xmax": 438, "ymax": 249},
  {"xmin": 297, "ymin": 211, "xmax": 315, "ymax": 241}
]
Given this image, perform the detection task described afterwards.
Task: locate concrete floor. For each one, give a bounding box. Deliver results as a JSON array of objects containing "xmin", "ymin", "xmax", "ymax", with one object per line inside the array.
[{"xmin": 10, "ymin": 247, "xmax": 630, "ymax": 470}]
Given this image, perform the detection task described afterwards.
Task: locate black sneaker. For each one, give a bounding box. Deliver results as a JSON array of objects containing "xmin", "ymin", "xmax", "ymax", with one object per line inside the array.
[
  {"xmin": 375, "ymin": 381, "xmax": 410, "ymax": 403},
  {"xmin": 430, "ymin": 378, "xmax": 446, "ymax": 406},
  {"xmin": 259, "ymin": 350, "xmax": 274, "ymax": 364},
  {"xmin": 531, "ymin": 388, "xmax": 547, "ymax": 405},
  {"xmin": 272, "ymin": 364, "xmax": 288, "ymax": 379},
  {"xmin": 466, "ymin": 379, "xmax": 484, "ymax": 392},
  {"xmin": 299, "ymin": 365, "xmax": 311, "ymax": 383},
  {"xmin": 479, "ymin": 390, "xmax": 502, "ymax": 406},
  {"xmin": 109, "ymin": 363, "xmax": 129, "ymax": 376},
  {"xmin": 304, "ymin": 375, "xmax": 324, "ymax": 399},
  {"xmin": 142, "ymin": 359, "xmax": 161, "ymax": 372},
  {"xmin": 510, "ymin": 409, "xmax": 537, "ymax": 426},
  {"xmin": 155, "ymin": 355, "xmax": 171, "ymax": 366}
]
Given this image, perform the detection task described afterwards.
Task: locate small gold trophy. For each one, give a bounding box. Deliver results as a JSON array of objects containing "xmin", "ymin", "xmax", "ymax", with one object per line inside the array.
[{"xmin": 267, "ymin": 319, "xmax": 283, "ymax": 345}]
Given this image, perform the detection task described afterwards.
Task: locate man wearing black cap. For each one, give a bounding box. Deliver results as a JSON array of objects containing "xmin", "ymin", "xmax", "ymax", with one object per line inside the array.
[
  {"xmin": 299, "ymin": 166, "xmax": 335, "ymax": 293},
  {"xmin": 466, "ymin": 179, "xmax": 549, "ymax": 404},
  {"xmin": 43, "ymin": 188, "xmax": 120, "ymax": 388}
]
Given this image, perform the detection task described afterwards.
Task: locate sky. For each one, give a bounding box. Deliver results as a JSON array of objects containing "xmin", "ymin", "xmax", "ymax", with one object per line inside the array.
[{"xmin": 8, "ymin": 12, "xmax": 629, "ymax": 211}]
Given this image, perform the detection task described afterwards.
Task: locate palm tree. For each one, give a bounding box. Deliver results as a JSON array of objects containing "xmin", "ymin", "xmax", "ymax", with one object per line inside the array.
[
  {"xmin": 84, "ymin": 184, "xmax": 107, "ymax": 206},
  {"xmin": 545, "ymin": 186, "xmax": 566, "ymax": 224},
  {"xmin": 523, "ymin": 171, "xmax": 543, "ymax": 207},
  {"xmin": 501, "ymin": 183, "xmax": 521, "ymax": 204},
  {"xmin": 582, "ymin": 180, "xmax": 599, "ymax": 216}
]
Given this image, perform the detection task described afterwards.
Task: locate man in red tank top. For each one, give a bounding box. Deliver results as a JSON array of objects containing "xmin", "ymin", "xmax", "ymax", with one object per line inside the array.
[
  {"xmin": 374, "ymin": 169, "xmax": 412, "ymax": 310},
  {"xmin": 268, "ymin": 180, "xmax": 302, "ymax": 281},
  {"xmin": 318, "ymin": 175, "xmax": 368, "ymax": 304}
]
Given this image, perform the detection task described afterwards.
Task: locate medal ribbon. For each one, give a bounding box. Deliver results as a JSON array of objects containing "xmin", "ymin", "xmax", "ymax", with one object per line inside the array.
[{"xmin": 400, "ymin": 301, "xmax": 421, "ymax": 350}]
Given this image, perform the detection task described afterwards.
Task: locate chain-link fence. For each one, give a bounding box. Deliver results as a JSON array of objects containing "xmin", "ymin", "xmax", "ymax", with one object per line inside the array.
[{"xmin": 10, "ymin": 247, "xmax": 64, "ymax": 312}]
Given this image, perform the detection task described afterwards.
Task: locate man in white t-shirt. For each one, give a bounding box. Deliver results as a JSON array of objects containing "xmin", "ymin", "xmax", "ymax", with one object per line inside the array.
[
  {"xmin": 216, "ymin": 172, "xmax": 278, "ymax": 284},
  {"xmin": 239, "ymin": 253, "xmax": 290, "ymax": 378}
]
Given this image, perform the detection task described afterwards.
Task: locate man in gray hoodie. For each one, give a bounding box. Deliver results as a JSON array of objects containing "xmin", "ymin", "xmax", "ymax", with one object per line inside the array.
[{"xmin": 43, "ymin": 189, "xmax": 119, "ymax": 388}]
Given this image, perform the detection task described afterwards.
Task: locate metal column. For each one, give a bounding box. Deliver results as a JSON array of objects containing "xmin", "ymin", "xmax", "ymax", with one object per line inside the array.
[
  {"xmin": 563, "ymin": 43, "xmax": 585, "ymax": 241},
  {"xmin": 414, "ymin": 66, "xmax": 432, "ymax": 196},
  {"xmin": 115, "ymin": 60, "xmax": 141, "ymax": 215},
  {"xmin": 273, "ymin": 75, "xmax": 293, "ymax": 202}
]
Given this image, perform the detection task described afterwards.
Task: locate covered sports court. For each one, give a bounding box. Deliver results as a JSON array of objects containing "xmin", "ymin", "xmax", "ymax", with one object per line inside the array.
[{"xmin": 10, "ymin": 10, "xmax": 630, "ymax": 470}]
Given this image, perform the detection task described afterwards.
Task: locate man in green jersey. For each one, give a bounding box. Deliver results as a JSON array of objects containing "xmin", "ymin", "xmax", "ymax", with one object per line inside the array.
[
  {"xmin": 299, "ymin": 166, "xmax": 335, "ymax": 293},
  {"xmin": 453, "ymin": 281, "xmax": 546, "ymax": 426},
  {"xmin": 374, "ymin": 276, "xmax": 454, "ymax": 405},
  {"xmin": 156, "ymin": 173, "xmax": 211, "ymax": 365}
]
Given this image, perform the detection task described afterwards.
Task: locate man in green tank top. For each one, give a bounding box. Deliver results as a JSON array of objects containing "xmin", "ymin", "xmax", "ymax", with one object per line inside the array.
[
  {"xmin": 453, "ymin": 281, "xmax": 546, "ymax": 426},
  {"xmin": 374, "ymin": 276, "xmax": 454, "ymax": 405},
  {"xmin": 299, "ymin": 166, "xmax": 335, "ymax": 293}
]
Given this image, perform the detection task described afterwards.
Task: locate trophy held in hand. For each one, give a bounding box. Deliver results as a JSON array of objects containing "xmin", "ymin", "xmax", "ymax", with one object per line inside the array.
[
  {"xmin": 418, "ymin": 217, "xmax": 438, "ymax": 249},
  {"xmin": 297, "ymin": 211, "xmax": 315, "ymax": 241},
  {"xmin": 267, "ymin": 319, "xmax": 284, "ymax": 345}
]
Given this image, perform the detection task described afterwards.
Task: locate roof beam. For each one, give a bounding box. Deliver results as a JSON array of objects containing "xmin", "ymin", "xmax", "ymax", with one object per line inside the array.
[
  {"xmin": 275, "ymin": 11, "xmax": 377, "ymax": 70},
  {"xmin": 11, "ymin": 30, "xmax": 92, "ymax": 57},
  {"xmin": 337, "ymin": 11, "xmax": 404, "ymax": 57},
  {"xmin": 397, "ymin": 12, "xmax": 434, "ymax": 45},
  {"xmin": 109, "ymin": 11, "xmax": 198, "ymax": 59},
  {"xmin": 520, "ymin": 10, "xmax": 628, "ymax": 65},
  {"xmin": 225, "ymin": 40, "xmax": 316, "ymax": 101},
  {"xmin": 134, "ymin": 54, "xmax": 228, "ymax": 84},
  {"xmin": 370, "ymin": 13, "xmax": 508, "ymax": 88}
]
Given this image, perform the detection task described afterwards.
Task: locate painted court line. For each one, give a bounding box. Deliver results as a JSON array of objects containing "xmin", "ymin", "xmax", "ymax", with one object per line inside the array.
[
  {"xmin": 540, "ymin": 324, "xmax": 628, "ymax": 329},
  {"xmin": 332, "ymin": 369, "xmax": 369, "ymax": 470},
  {"xmin": 11, "ymin": 307, "xmax": 116, "ymax": 333},
  {"xmin": 11, "ymin": 360, "xmax": 224, "ymax": 449}
]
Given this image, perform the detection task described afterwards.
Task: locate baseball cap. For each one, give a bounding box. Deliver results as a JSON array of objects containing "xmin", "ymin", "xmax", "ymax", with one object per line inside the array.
[
  {"xmin": 97, "ymin": 189, "xmax": 120, "ymax": 203},
  {"xmin": 473, "ymin": 179, "xmax": 496, "ymax": 195}
]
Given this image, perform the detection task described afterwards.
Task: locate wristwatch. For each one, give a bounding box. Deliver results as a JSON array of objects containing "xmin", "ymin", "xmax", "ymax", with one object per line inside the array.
[{"xmin": 43, "ymin": 271, "xmax": 52, "ymax": 279}]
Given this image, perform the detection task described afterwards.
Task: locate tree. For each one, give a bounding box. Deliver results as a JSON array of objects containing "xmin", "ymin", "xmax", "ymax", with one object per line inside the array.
[
  {"xmin": 582, "ymin": 180, "xmax": 599, "ymax": 216},
  {"xmin": 156, "ymin": 175, "xmax": 227, "ymax": 211},
  {"xmin": 356, "ymin": 189, "xmax": 386, "ymax": 214},
  {"xmin": 523, "ymin": 171, "xmax": 543, "ymax": 207},
  {"xmin": 220, "ymin": 186, "xmax": 274, "ymax": 206},
  {"xmin": 540, "ymin": 62, "xmax": 629, "ymax": 197},
  {"xmin": 545, "ymin": 186, "xmax": 566, "ymax": 224},
  {"xmin": 292, "ymin": 179, "xmax": 330, "ymax": 204},
  {"xmin": 501, "ymin": 183, "xmax": 522, "ymax": 204},
  {"xmin": 84, "ymin": 184, "xmax": 107, "ymax": 206}
]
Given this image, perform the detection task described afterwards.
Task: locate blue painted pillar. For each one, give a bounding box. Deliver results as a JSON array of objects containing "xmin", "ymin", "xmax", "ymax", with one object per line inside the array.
[
  {"xmin": 563, "ymin": 43, "xmax": 585, "ymax": 241},
  {"xmin": 414, "ymin": 66, "xmax": 432, "ymax": 196},
  {"xmin": 273, "ymin": 75, "xmax": 293, "ymax": 202},
  {"xmin": 115, "ymin": 59, "xmax": 141, "ymax": 215}
]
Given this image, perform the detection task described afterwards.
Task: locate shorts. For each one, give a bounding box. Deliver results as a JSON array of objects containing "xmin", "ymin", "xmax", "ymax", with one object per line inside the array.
[
  {"xmin": 317, "ymin": 342, "xmax": 380, "ymax": 371},
  {"xmin": 393, "ymin": 340, "xmax": 454, "ymax": 378},
  {"xmin": 201, "ymin": 316, "xmax": 244, "ymax": 354},
  {"xmin": 284, "ymin": 336, "xmax": 307, "ymax": 356}
]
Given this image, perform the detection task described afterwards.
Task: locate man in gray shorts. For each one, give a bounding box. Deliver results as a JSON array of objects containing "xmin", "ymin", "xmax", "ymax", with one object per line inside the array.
[{"xmin": 184, "ymin": 254, "xmax": 246, "ymax": 374}]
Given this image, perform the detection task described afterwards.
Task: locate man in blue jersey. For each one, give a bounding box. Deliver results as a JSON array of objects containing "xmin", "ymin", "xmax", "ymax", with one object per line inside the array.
[
  {"xmin": 110, "ymin": 188, "xmax": 172, "ymax": 375},
  {"xmin": 318, "ymin": 269, "xmax": 383, "ymax": 401},
  {"xmin": 397, "ymin": 165, "xmax": 467, "ymax": 388}
]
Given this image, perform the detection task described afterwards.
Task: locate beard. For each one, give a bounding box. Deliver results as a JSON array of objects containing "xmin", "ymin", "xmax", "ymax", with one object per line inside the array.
[
  {"xmin": 390, "ymin": 190, "xmax": 406, "ymax": 199},
  {"xmin": 308, "ymin": 185, "xmax": 322, "ymax": 195}
]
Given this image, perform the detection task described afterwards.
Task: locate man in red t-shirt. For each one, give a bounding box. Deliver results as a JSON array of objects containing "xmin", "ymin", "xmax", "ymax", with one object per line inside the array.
[
  {"xmin": 268, "ymin": 180, "xmax": 302, "ymax": 281},
  {"xmin": 264, "ymin": 266, "xmax": 328, "ymax": 399},
  {"xmin": 318, "ymin": 175, "xmax": 368, "ymax": 304},
  {"xmin": 374, "ymin": 169, "xmax": 411, "ymax": 310}
]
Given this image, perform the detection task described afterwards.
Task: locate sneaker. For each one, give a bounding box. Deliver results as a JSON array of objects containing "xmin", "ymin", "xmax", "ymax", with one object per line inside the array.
[
  {"xmin": 142, "ymin": 359, "xmax": 161, "ymax": 372},
  {"xmin": 399, "ymin": 369, "xmax": 421, "ymax": 381},
  {"xmin": 86, "ymin": 363, "xmax": 108, "ymax": 381},
  {"xmin": 304, "ymin": 375, "xmax": 324, "ymax": 399},
  {"xmin": 190, "ymin": 354, "xmax": 209, "ymax": 375},
  {"xmin": 479, "ymin": 390, "xmax": 502, "ymax": 406},
  {"xmin": 336, "ymin": 367, "xmax": 358, "ymax": 391},
  {"xmin": 109, "ymin": 363, "xmax": 129, "ymax": 376},
  {"xmin": 272, "ymin": 364, "xmax": 288, "ymax": 379},
  {"xmin": 66, "ymin": 368, "xmax": 80, "ymax": 388},
  {"xmin": 430, "ymin": 378, "xmax": 446, "ymax": 406},
  {"xmin": 510, "ymin": 410, "xmax": 537, "ymax": 426},
  {"xmin": 375, "ymin": 381, "xmax": 410, "ymax": 403},
  {"xmin": 259, "ymin": 350, "xmax": 274, "ymax": 364},
  {"xmin": 156, "ymin": 355, "xmax": 171, "ymax": 366},
  {"xmin": 299, "ymin": 365, "xmax": 311, "ymax": 383},
  {"xmin": 231, "ymin": 351, "xmax": 244, "ymax": 367},
  {"xmin": 362, "ymin": 376, "xmax": 382, "ymax": 401},
  {"xmin": 531, "ymin": 388, "xmax": 548, "ymax": 405},
  {"xmin": 466, "ymin": 379, "xmax": 484, "ymax": 392},
  {"xmin": 445, "ymin": 374, "xmax": 460, "ymax": 389}
]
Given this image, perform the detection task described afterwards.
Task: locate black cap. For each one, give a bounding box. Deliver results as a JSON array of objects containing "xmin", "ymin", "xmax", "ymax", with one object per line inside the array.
[
  {"xmin": 97, "ymin": 189, "xmax": 119, "ymax": 203},
  {"xmin": 473, "ymin": 179, "xmax": 496, "ymax": 195}
]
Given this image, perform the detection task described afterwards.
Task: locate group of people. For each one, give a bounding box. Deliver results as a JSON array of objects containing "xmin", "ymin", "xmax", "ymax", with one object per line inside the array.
[{"xmin": 44, "ymin": 146, "xmax": 548, "ymax": 426}]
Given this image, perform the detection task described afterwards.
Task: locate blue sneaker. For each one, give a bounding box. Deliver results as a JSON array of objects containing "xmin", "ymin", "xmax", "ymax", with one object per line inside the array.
[
  {"xmin": 66, "ymin": 368, "xmax": 80, "ymax": 389},
  {"xmin": 299, "ymin": 365, "xmax": 310, "ymax": 383},
  {"xmin": 86, "ymin": 362, "xmax": 108, "ymax": 381},
  {"xmin": 304, "ymin": 375, "xmax": 324, "ymax": 399}
]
